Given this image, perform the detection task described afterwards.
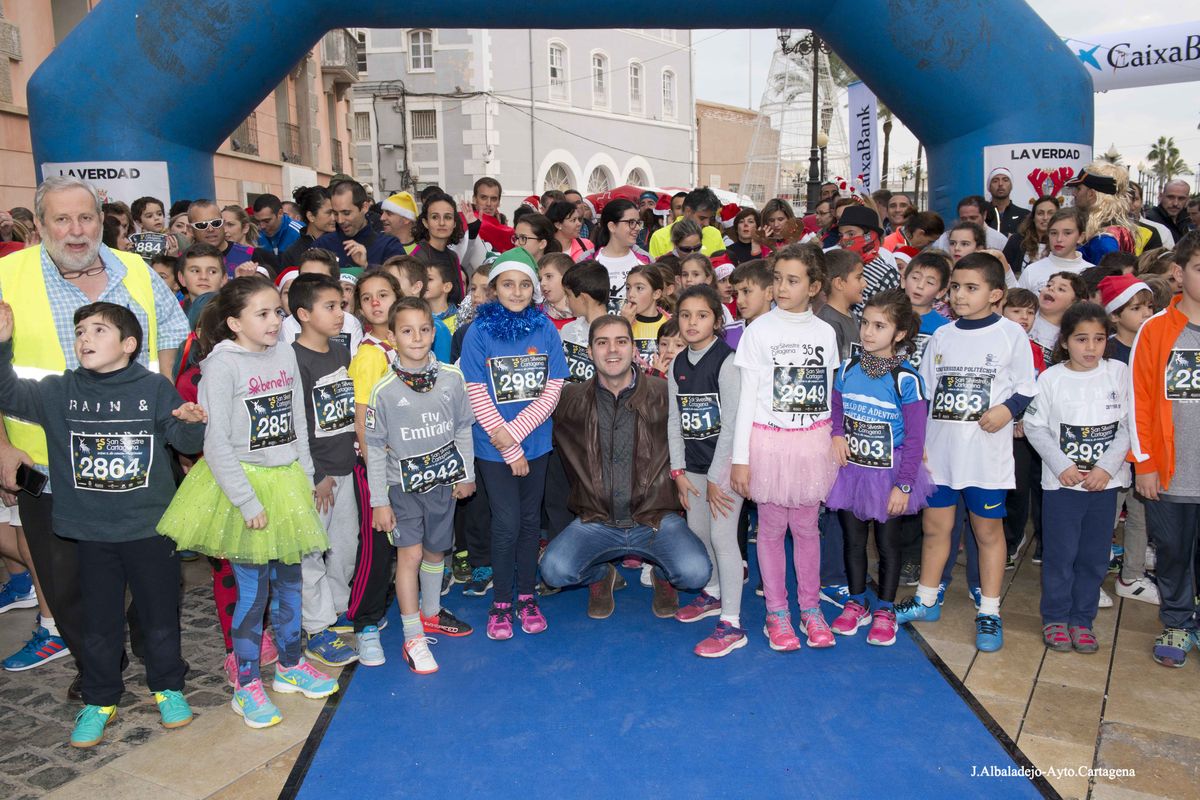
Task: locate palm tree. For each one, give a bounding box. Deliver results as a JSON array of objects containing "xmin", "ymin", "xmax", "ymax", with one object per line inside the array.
[{"xmin": 1147, "ymin": 136, "xmax": 1191, "ymax": 184}]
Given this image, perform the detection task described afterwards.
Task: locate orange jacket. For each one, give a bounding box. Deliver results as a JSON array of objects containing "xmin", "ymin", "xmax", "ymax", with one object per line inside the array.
[{"xmin": 1128, "ymin": 295, "xmax": 1191, "ymax": 488}]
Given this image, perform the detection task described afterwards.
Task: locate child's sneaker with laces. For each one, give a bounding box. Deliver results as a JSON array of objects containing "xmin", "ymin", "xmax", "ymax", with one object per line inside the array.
[
  {"xmin": 894, "ymin": 596, "xmax": 941, "ymax": 624},
  {"xmin": 831, "ymin": 600, "xmax": 870, "ymax": 635},
  {"xmin": 1153, "ymin": 627, "xmax": 1192, "ymax": 667},
  {"xmin": 70, "ymin": 704, "xmax": 116, "ymax": 747},
  {"xmin": 516, "ymin": 595, "xmax": 548, "ymax": 634},
  {"xmin": 2, "ymin": 623, "xmax": 70, "ymax": 671},
  {"xmin": 975, "ymin": 614, "xmax": 1004, "ymax": 652},
  {"xmin": 232, "ymin": 679, "xmax": 282, "ymax": 729},
  {"xmin": 304, "ymin": 628, "xmax": 358, "ymax": 667},
  {"xmin": 487, "ymin": 602, "xmax": 514, "ymax": 640},
  {"xmin": 260, "ymin": 629, "xmax": 279, "ymax": 667},
  {"xmin": 694, "ymin": 620, "xmax": 748, "ymax": 658},
  {"xmin": 463, "ymin": 566, "xmax": 494, "ymax": 597},
  {"xmin": 421, "ymin": 608, "xmax": 473, "ymax": 637},
  {"xmin": 273, "ymin": 660, "xmax": 338, "ymax": 699},
  {"xmin": 0, "ymin": 576, "xmax": 37, "ymax": 614},
  {"xmin": 674, "ymin": 591, "xmax": 722, "ymax": 623},
  {"xmin": 800, "ymin": 608, "xmax": 835, "ymax": 648},
  {"xmin": 819, "ymin": 584, "xmax": 850, "ymax": 608},
  {"xmin": 402, "ymin": 636, "xmax": 439, "ymax": 674},
  {"xmin": 866, "ymin": 608, "xmax": 897, "ymax": 646},
  {"xmin": 1116, "ymin": 576, "xmax": 1160, "ymax": 605},
  {"xmin": 762, "ymin": 609, "xmax": 801, "ymax": 652},
  {"xmin": 356, "ymin": 625, "xmax": 385, "ymax": 666},
  {"xmin": 223, "ymin": 650, "xmax": 239, "ymax": 686},
  {"xmin": 154, "ymin": 690, "xmax": 193, "ymax": 729}
]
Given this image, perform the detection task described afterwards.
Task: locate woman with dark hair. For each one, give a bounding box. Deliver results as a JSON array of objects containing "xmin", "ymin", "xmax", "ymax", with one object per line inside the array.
[
  {"xmin": 1002, "ymin": 195, "xmax": 1059, "ymax": 277},
  {"xmin": 413, "ymin": 191, "xmax": 466, "ymax": 304},
  {"xmin": 280, "ymin": 185, "xmax": 336, "ymax": 267},
  {"xmin": 580, "ymin": 198, "xmax": 651, "ymax": 311},
  {"xmin": 725, "ymin": 207, "xmax": 771, "ymax": 265},
  {"xmin": 546, "ymin": 201, "xmax": 591, "ymax": 261}
]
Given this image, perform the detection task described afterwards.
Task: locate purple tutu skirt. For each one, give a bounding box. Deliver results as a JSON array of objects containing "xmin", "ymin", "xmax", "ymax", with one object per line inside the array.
[
  {"xmin": 748, "ymin": 421, "xmax": 838, "ymax": 507},
  {"xmin": 825, "ymin": 461, "xmax": 936, "ymax": 524}
]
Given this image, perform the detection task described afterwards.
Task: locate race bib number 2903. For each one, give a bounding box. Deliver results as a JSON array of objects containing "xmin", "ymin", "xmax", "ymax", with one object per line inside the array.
[
  {"xmin": 489, "ymin": 354, "xmax": 548, "ymax": 403},
  {"xmin": 245, "ymin": 391, "xmax": 296, "ymax": 451},
  {"xmin": 71, "ymin": 433, "xmax": 152, "ymax": 492}
]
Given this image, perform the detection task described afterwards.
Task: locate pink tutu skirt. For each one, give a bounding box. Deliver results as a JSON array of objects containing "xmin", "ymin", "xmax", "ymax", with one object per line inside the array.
[
  {"xmin": 825, "ymin": 461, "xmax": 936, "ymax": 524},
  {"xmin": 748, "ymin": 421, "xmax": 838, "ymax": 507}
]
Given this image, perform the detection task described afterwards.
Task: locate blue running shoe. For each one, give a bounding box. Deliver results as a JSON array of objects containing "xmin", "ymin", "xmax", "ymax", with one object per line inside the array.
[
  {"xmin": 969, "ymin": 586, "xmax": 982, "ymax": 611},
  {"xmin": 463, "ymin": 566, "xmax": 494, "ymax": 597},
  {"xmin": 231, "ymin": 679, "xmax": 282, "ymax": 728},
  {"xmin": 273, "ymin": 660, "xmax": 338, "ymax": 699},
  {"xmin": 937, "ymin": 583, "xmax": 946, "ymax": 606},
  {"xmin": 0, "ymin": 574, "xmax": 37, "ymax": 614},
  {"xmin": 819, "ymin": 584, "xmax": 851, "ymax": 609},
  {"xmin": 976, "ymin": 614, "xmax": 1004, "ymax": 652},
  {"xmin": 3, "ymin": 624, "xmax": 70, "ymax": 671},
  {"xmin": 304, "ymin": 628, "xmax": 358, "ymax": 667},
  {"xmin": 70, "ymin": 704, "xmax": 116, "ymax": 747},
  {"xmin": 329, "ymin": 612, "xmax": 353, "ymax": 634},
  {"xmin": 894, "ymin": 596, "xmax": 942, "ymax": 624}
]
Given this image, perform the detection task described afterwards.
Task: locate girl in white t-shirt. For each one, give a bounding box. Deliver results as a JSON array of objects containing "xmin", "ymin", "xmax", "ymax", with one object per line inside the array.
[
  {"xmin": 1019, "ymin": 208, "xmax": 1092, "ymax": 295},
  {"xmin": 581, "ymin": 199, "xmax": 651, "ymax": 312}
]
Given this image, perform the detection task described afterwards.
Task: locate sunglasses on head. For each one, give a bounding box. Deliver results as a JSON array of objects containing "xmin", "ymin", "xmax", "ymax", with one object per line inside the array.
[{"xmin": 191, "ymin": 218, "xmax": 225, "ymax": 230}]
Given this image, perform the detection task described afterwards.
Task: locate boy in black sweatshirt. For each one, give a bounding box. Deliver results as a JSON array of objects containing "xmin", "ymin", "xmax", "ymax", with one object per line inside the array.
[{"xmin": 0, "ymin": 301, "xmax": 206, "ymax": 748}]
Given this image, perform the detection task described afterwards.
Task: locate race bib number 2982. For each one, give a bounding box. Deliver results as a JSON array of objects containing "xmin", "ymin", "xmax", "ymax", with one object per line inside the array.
[{"xmin": 489, "ymin": 354, "xmax": 548, "ymax": 403}]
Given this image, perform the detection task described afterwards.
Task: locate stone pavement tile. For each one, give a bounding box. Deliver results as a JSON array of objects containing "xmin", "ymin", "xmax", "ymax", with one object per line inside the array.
[
  {"xmin": 1103, "ymin": 628, "xmax": 1200, "ymax": 740},
  {"xmin": 1115, "ymin": 595, "xmax": 1168, "ymax": 637},
  {"xmin": 43, "ymin": 765, "xmax": 191, "ymax": 800},
  {"xmin": 1091, "ymin": 785, "xmax": 1179, "ymax": 800},
  {"xmin": 919, "ymin": 635, "xmax": 976, "ymax": 681},
  {"xmin": 1021, "ymin": 681, "xmax": 1104, "ymax": 747},
  {"xmin": 1015, "ymin": 732, "xmax": 1093, "ymax": 800},
  {"xmin": 963, "ymin": 612, "xmax": 1046, "ymax": 696},
  {"xmin": 1037, "ymin": 644, "xmax": 1114, "ymax": 691},
  {"xmin": 207, "ymin": 742, "xmax": 303, "ymax": 800},
  {"xmin": 970, "ymin": 690, "xmax": 1029, "ymax": 740},
  {"xmin": 1093, "ymin": 721, "xmax": 1200, "ymax": 800}
]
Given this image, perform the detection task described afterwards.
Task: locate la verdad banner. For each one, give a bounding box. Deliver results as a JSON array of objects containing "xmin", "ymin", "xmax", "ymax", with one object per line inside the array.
[{"xmin": 1064, "ymin": 22, "xmax": 1200, "ymax": 92}]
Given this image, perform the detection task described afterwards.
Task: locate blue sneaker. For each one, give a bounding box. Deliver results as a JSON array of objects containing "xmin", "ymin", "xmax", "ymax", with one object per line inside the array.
[
  {"xmin": 968, "ymin": 586, "xmax": 982, "ymax": 611},
  {"xmin": 975, "ymin": 614, "xmax": 1004, "ymax": 652},
  {"xmin": 70, "ymin": 704, "xmax": 116, "ymax": 747},
  {"xmin": 894, "ymin": 596, "xmax": 942, "ymax": 624},
  {"xmin": 231, "ymin": 678, "xmax": 282, "ymax": 729},
  {"xmin": 463, "ymin": 566, "xmax": 494, "ymax": 597},
  {"xmin": 357, "ymin": 625, "xmax": 386, "ymax": 666},
  {"xmin": 819, "ymin": 584, "xmax": 851, "ymax": 609},
  {"xmin": 0, "ymin": 575, "xmax": 37, "ymax": 614},
  {"xmin": 3, "ymin": 624, "xmax": 70, "ymax": 671},
  {"xmin": 329, "ymin": 612, "xmax": 353, "ymax": 634},
  {"xmin": 304, "ymin": 628, "xmax": 358, "ymax": 667},
  {"xmin": 273, "ymin": 660, "xmax": 338, "ymax": 699},
  {"xmin": 937, "ymin": 583, "xmax": 946, "ymax": 606}
]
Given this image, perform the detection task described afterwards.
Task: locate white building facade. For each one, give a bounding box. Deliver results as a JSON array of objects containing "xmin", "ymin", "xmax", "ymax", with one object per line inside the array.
[{"xmin": 351, "ymin": 28, "xmax": 695, "ymax": 213}]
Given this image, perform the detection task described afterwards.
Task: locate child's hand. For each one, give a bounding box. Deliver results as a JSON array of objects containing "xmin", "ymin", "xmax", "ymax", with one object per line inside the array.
[
  {"xmin": 1058, "ymin": 465, "xmax": 1084, "ymax": 487},
  {"xmin": 245, "ymin": 510, "xmax": 268, "ymax": 529},
  {"xmin": 0, "ymin": 302, "xmax": 13, "ymax": 343},
  {"xmin": 675, "ymin": 472, "xmax": 699, "ymax": 511},
  {"xmin": 707, "ymin": 481, "xmax": 735, "ymax": 518},
  {"xmin": 830, "ymin": 435, "xmax": 849, "ymax": 467},
  {"xmin": 886, "ymin": 487, "xmax": 909, "ymax": 517},
  {"xmin": 978, "ymin": 405, "xmax": 1013, "ymax": 433},
  {"xmin": 490, "ymin": 425, "xmax": 516, "ymax": 451},
  {"xmin": 1080, "ymin": 467, "xmax": 1112, "ymax": 492},
  {"xmin": 620, "ymin": 298, "xmax": 637, "ymax": 322},
  {"xmin": 1013, "ymin": 420, "xmax": 1025, "ymax": 439},
  {"xmin": 730, "ymin": 464, "xmax": 750, "ymax": 499},
  {"xmin": 313, "ymin": 476, "xmax": 335, "ymax": 513},
  {"xmin": 652, "ymin": 350, "xmax": 673, "ymax": 375},
  {"xmin": 1136, "ymin": 471, "xmax": 1162, "ymax": 501},
  {"xmin": 172, "ymin": 402, "xmax": 208, "ymax": 424},
  {"xmin": 373, "ymin": 505, "xmax": 396, "ymax": 533},
  {"xmin": 234, "ymin": 262, "xmax": 260, "ymax": 278},
  {"xmin": 510, "ymin": 456, "xmax": 529, "ymax": 477},
  {"xmin": 453, "ymin": 481, "xmax": 476, "ymax": 499}
]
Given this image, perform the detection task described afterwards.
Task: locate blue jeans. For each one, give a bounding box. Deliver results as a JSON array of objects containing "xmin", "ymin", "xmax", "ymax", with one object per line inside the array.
[{"xmin": 540, "ymin": 514, "xmax": 711, "ymax": 591}]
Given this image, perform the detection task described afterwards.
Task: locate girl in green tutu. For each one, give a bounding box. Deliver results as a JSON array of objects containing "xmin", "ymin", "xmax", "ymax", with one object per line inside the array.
[{"xmin": 158, "ymin": 276, "xmax": 337, "ymax": 729}]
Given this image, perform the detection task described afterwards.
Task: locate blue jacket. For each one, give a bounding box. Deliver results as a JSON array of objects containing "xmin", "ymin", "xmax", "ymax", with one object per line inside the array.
[
  {"xmin": 258, "ymin": 214, "xmax": 304, "ymax": 256},
  {"xmin": 312, "ymin": 224, "xmax": 408, "ymax": 268}
]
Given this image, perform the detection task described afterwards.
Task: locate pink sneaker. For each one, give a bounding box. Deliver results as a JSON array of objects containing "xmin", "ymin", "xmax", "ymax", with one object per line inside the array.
[
  {"xmin": 260, "ymin": 629, "xmax": 279, "ymax": 667},
  {"xmin": 800, "ymin": 608, "xmax": 836, "ymax": 648},
  {"xmin": 487, "ymin": 602, "xmax": 514, "ymax": 640},
  {"xmin": 867, "ymin": 608, "xmax": 898, "ymax": 646},
  {"xmin": 223, "ymin": 650, "xmax": 238, "ymax": 687},
  {"xmin": 674, "ymin": 591, "xmax": 722, "ymax": 623},
  {"xmin": 515, "ymin": 595, "xmax": 548, "ymax": 634},
  {"xmin": 694, "ymin": 620, "xmax": 748, "ymax": 658},
  {"xmin": 831, "ymin": 600, "xmax": 871, "ymax": 636},
  {"xmin": 621, "ymin": 556, "xmax": 644, "ymax": 569},
  {"xmin": 762, "ymin": 610, "xmax": 801, "ymax": 652}
]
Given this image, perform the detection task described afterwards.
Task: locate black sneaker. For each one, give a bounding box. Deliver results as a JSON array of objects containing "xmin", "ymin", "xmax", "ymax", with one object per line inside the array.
[
  {"xmin": 463, "ymin": 566, "xmax": 494, "ymax": 597},
  {"xmin": 899, "ymin": 561, "xmax": 921, "ymax": 586},
  {"xmin": 452, "ymin": 551, "xmax": 471, "ymax": 584},
  {"xmin": 1031, "ymin": 547, "xmax": 1043, "ymax": 566},
  {"xmin": 754, "ymin": 579, "xmax": 764, "ymax": 597},
  {"xmin": 441, "ymin": 569, "xmax": 453, "ymax": 596},
  {"xmin": 536, "ymin": 579, "xmax": 561, "ymax": 597},
  {"xmin": 1004, "ymin": 553, "xmax": 1017, "ymax": 570},
  {"xmin": 422, "ymin": 608, "xmax": 473, "ymax": 637}
]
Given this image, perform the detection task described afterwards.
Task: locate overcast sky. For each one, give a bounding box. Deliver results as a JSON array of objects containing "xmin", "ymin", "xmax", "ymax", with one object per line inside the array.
[{"xmin": 693, "ymin": 4, "xmax": 1200, "ymax": 191}]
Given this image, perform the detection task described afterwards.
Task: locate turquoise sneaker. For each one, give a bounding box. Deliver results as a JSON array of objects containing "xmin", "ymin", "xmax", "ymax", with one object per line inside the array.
[
  {"xmin": 231, "ymin": 678, "xmax": 282, "ymax": 729},
  {"xmin": 975, "ymin": 614, "xmax": 1004, "ymax": 652},
  {"xmin": 70, "ymin": 704, "xmax": 116, "ymax": 748},
  {"xmin": 894, "ymin": 596, "xmax": 942, "ymax": 624},
  {"xmin": 154, "ymin": 690, "xmax": 193, "ymax": 729},
  {"xmin": 273, "ymin": 660, "xmax": 338, "ymax": 699}
]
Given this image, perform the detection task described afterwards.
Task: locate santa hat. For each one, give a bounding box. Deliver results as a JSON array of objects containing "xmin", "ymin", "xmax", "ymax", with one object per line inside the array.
[
  {"xmin": 1099, "ymin": 274, "xmax": 1150, "ymax": 313},
  {"xmin": 654, "ymin": 195, "xmax": 672, "ymax": 217},
  {"xmin": 719, "ymin": 203, "xmax": 740, "ymax": 228},
  {"xmin": 581, "ymin": 198, "xmax": 597, "ymax": 221},
  {"xmin": 275, "ymin": 267, "xmax": 299, "ymax": 290},
  {"xmin": 339, "ymin": 266, "xmax": 363, "ymax": 287},
  {"xmin": 488, "ymin": 246, "xmax": 543, "ymax": 302},
  {"xmin": 382, "ymin": 192, "xmax": 417, "ymax": 220},
  {"xmin": 711, "ymin": 253, "xmax": 734, "ymax": 281},
  {"xmin": 522, "ymin": 195, "xmax": 540, "ymax": 209},
  {"xmin": 832, "ymin": 176, "xmax": 862, "ymax": 202}
]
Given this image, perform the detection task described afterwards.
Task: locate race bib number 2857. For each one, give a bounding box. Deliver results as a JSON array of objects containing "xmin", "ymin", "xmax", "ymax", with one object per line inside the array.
[{"xmin": 245, "ymin": 391, "xmax": 296, "ymax": 451}]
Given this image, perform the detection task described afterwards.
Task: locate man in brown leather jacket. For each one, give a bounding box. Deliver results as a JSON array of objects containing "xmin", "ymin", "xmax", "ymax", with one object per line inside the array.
[{"xmin": 540, "ymin": 315, "xmax": 711, "ymax": 619}]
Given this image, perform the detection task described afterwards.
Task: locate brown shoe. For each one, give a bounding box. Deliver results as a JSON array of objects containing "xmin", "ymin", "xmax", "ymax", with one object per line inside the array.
[
  {"xmin": 588, "ymin": 564, "xmax": 619, "ymax": 619},
  {"xmin": 652, "ymin": 573, "xmax": 679, "ymax": 618}
]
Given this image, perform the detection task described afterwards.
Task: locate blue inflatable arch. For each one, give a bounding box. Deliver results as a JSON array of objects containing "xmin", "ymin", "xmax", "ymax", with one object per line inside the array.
[{"xmin": 28, "ymin": 0, "xmax": 1092, "ymax": 216}]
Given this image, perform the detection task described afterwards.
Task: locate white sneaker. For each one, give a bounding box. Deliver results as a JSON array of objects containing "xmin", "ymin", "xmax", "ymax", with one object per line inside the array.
[
  {"xmin": 1098, "ymin": 587, "xmax": 1114, "ymax": 608},
  {"xmin": 1116, "ymin": 576, "xmax": 1161, "ymax": 605},
  {"xmin": 640, "ymin": 563, "xmax": 653, "ymax": 587},
  {"xmin": 356, "ymin": 625, "xmax": 386, "ymax": 667},
  {"xmin": 402, "ymin": 636, "xmax": 438, "ymax": 675},
  {"xmin": 1145, "ymin": 546, "xmax": 1156, "ymax": 572}
]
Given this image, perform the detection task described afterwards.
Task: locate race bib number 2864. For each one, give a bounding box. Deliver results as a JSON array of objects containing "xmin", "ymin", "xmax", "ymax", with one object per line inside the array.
[{"xmin": 71, "ymin": 433, "xmax": 152, "ymax": 492}]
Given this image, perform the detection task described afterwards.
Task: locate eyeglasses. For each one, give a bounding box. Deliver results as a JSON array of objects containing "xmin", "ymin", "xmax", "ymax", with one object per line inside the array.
[
  {"xmin": 511, "ymin": 233, "xmax": 543, "ymax": 246},
  {"xmin": 191, "ymin": 218, "xmax": 225, "ymax": 231},
  {"xmin": 676, "ymin": 243, "xmax": 703, "ymax": 254},
  {"xmin": 619, "ymin": 219, "xmax": 645, "ymax": 230}
]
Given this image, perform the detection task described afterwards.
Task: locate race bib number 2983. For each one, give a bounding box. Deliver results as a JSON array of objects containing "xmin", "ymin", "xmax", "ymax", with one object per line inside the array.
[{"xmin": 932, "ymin": 374, "xmax": 991, "ymax": 422}]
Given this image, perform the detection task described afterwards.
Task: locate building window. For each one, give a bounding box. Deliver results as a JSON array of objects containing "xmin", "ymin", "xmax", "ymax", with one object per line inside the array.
[
  {"xmin": 356, "ymin": 30, "xmax": 368, "ymax": 73},
  {"xmin": 549, "ymin": 44, "xmax": 567, "ymax": 101},
  {"xmin": 411, "ymin": 110, "xmax": 437, "ymax": 140},
  {"xmin": 627, "ymin": 168, "xmax": 648, "ymax": 187},
  {"xmin": 409, "ymin": 29, "xmax": 433, "ymax": 71},
  {"xmin": 628, "ymin": 62, "xmax": 643, "ymax": 114},
  {"xmin": 662, "ymin": 69, "xmax": 676, "ymax": 120},
  {"xmin": 545, "ymin": 163, "xmax": 571, "ymax": 193},
  {"xmin": 587, "ymin": 166, "xmax": 613, "ymax": 195},
  {"xmin": 353, "ymin": 112, "xmax": 371, "ymax": 142},
  {"xmin": 591, "ymin": 53, "xmax": 608, "ymax": 107}
]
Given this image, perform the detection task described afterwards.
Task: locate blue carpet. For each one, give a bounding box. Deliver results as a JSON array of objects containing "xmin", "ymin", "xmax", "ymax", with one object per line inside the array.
[{"xmin": 295, "ymin": 568, "xmax": 1044, "ymax": 800}]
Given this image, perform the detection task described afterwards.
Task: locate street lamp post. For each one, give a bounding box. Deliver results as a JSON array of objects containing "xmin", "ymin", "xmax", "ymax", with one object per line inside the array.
[{"xmin": 779, "ymin": 28, "xmax": 831, "ymax": 213}]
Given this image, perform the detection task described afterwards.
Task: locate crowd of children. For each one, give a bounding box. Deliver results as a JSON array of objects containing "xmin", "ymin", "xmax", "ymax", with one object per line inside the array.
[{"xmin": 1, "ymin": 168, "xmax": 1199, "ymax": 750}]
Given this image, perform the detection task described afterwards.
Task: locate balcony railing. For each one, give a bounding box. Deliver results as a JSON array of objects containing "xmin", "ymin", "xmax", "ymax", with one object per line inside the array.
[
  {"xmin": 331, "ymin": 138, "xmax": 343, "ymax": 174},
  {"xmin": 321, "ymin": 29, "xmax": 359, "ymax": 86},
  {"xmin": 230, "ymin": 112, "xmax": 259, "ymax": 156},
  {"xmin": 279, "ymin": 122, "xmax": 302, "ymax": 164}
]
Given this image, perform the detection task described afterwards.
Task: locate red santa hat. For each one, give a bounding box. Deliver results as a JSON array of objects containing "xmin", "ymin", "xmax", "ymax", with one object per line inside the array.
[
  {"xmin": 522, "ymin": 195, "xmax": 539, "ymax": 209},
  {"xmin": 275, "ymin": 267, "xmax": 299, "ymax": 290},
  {"xmin": 1099, "ymin": 274, "xmax": 1151, "ymax": 313},
  {"xmin": 711, "ymin": 253, "xmax": 734, "ymax": 281},
  {"xmin": 719, "ymin": 203, "xmax": 741, "ymax": 228}
]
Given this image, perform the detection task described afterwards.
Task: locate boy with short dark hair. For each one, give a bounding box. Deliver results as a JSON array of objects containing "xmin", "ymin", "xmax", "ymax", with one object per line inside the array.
[
  {"xmin": 0, "ymin": 301, "xmax": 205, "ymax": 747},
  {"xmin": 560, "ymin": 260, "xmax": 611, "ymax": 383},
  {"xmin": 297, "ymin": 247, "xmax": 341, "ymax": 279},
  {"xmin": 175, "ymin": 242, "xmax": 225, "ymax": 309},
  {"xmin": 283, "ymin": 250, "xmax": 363, "ymax": 353},
  {"xmin": 727, "ymin": 258, "xmax": 774, "ymax": 348},
  {"xmin": 816, "ymin": 249, "xmax": 865, "ymax": 360},
  {"xmin": 288, "ymin": 274, "xmax": 361, "ymax": 669},
  {"xmin": 425, "ymin": 262, "xmax": 459, "ymax": 333},
  {"xmin": 903, "ymin": 250, "xmax": 952, "ymax": 370},
  {"xmin": 150, "ymin": 253, "xmax": 180, "ymax": 297}
]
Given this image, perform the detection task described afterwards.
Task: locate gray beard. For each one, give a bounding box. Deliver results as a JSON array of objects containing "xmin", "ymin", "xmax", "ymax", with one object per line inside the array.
[{"xmin": 45, "ymin": 238, "xmax": 101, "ymax": 273}]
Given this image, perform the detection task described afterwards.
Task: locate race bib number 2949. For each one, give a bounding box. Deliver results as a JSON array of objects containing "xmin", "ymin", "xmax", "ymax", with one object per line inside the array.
[{"xmin": 772, "ymin": 365, "xmax": 828, "ymax": 414}]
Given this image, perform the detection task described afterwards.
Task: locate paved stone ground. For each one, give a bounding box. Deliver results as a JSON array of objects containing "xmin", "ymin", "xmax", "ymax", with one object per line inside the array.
[{"xmin": 0, "ymin": 584, "xmax": 233, "ymax": 799}]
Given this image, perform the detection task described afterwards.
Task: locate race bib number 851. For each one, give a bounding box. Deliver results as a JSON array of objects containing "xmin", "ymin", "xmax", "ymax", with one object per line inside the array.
[
  {"xmin": 245, "ymin": 391, "xmax": 296, "ymax": 451},
  {"xmin": 489, "ymin": 354, "xmax": 548, "ymax": 403},
  {"xmin": 772, "ymin": 365, "xmax": 828, "ymax": 414},
  {"xmin": 1165, "ymin": 350, "xmax": 1200, "ymax": 400},
  {"xmin": 932, "ymin": 374, "xmax": 991, "ymax": 422},
  {"xmin": 678, "ymin": 393, "xmax": 722, "ymax": 439},
  {"xmin": 72, "ymin": 433, "xmax": 152, "ymax": 492}
]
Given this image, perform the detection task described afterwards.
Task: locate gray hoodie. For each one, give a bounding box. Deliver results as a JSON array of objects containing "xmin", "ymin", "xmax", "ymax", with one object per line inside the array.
[{"xmin": 199, "ymin": 339, "xmax": 314, "ymax": 518}]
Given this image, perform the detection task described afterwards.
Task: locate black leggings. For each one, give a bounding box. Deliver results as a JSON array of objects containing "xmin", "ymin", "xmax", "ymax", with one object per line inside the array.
[{"xmin": 838, "ymin": 511, "xmax": 903, "ymax": 603}]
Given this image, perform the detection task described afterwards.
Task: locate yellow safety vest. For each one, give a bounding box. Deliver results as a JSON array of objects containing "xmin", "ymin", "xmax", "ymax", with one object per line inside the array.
[{"xmin": 0, "ymin": 245, "xmax": 158, "ymax": 464}]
